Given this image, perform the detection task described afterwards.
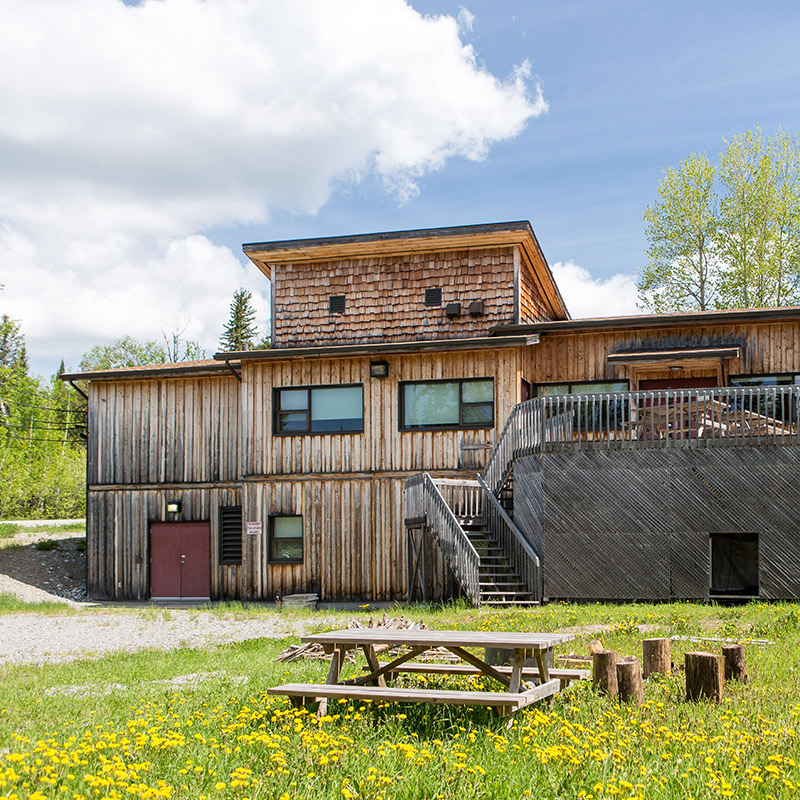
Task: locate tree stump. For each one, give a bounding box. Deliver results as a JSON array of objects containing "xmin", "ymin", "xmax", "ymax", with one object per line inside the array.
[
  {"xmin": 685, "ymin": 651, "xmax": 724, "ymax": 702},
  {"xmin": 616, "ymin": 655, "xmax": 644, "ymax": 705},
  {"xmin": 592, "ymin": 649, "xmax": 618, "ymax": 697},
  {"xmin": 642, "ymin": 638, "xmax": 671, "ymax": 679},
  {"xmin": 722, "ymin": 644, "xmax": 748, "ymax": 683}
]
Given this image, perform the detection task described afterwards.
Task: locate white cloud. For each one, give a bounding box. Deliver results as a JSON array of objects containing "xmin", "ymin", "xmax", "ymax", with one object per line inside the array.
[
  {"xmin": 551, "ymin": 261, "xmax": 639, "ymax": 319},
  {"xmin": 457, "ymin": 6, "xmax": 476, "ymax": 32},
  {"xmin": 0, "ymin": 0, "xmax": 545, "ymax": 375}
]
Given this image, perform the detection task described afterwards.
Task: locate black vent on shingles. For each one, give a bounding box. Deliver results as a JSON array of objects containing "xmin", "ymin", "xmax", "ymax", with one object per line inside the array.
[
  {"xmin": 425, "ymin": 287, "xmax": 442, "ymax": 307},
  {"xmin": 219, "ymin": 506, "xmax": 243, "ymax": 565},
  {"xmin": 329, "ymin": 295, "xmax": 346, "ymax": 314}
]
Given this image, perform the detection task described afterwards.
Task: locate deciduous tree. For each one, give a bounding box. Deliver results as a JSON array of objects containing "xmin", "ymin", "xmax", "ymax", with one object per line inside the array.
[
  {"xmin": 639, "ymin": 153, "xmax": 718, "ymax": 312},
  {"xmin": 638, "ymin": 128, "xmax": 800, "ymax": 312}
]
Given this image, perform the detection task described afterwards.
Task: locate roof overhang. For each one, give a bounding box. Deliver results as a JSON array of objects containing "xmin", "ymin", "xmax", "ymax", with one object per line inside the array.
[
  {"xmin": 60, "ymin": 360, "xmax": 237, "ymax": 382},
  {"xmin": 242, "ymin": 221, "xmax": 570, "ymax": 321},
  {"xmin": 215, "ymin": 334, "xmax": 540, "ymax": 363},
  {"xmin": 492, "ymin": 304, "xmax": 800, "ymax": 335},
  {"xmin": 607, "ymin": 346, "xmax": 742, "ymax": 367}
]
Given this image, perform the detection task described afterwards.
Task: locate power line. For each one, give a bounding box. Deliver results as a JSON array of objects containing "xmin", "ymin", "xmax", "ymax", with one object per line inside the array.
[{"xmin": 1, "ymin": 399, "xmax": 86, "ymax": 413}]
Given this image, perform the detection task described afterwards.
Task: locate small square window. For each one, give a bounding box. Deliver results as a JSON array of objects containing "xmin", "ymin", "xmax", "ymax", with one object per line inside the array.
[
  {"xmin": 424, "ymin": 287, "xmax": 442, "ymax": 307},
  {"xmin": 270, "ymin": 515, "xmax": 303, "ymax": 563},
  {"xmin": 329, "ymin": 295, "xmax": 346, "ymax": 314}
]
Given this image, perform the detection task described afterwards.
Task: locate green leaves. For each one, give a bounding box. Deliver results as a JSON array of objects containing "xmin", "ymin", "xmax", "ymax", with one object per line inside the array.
[{"xmin": 638, "ymin": 128, "xmax": 800, "ymax": 312}]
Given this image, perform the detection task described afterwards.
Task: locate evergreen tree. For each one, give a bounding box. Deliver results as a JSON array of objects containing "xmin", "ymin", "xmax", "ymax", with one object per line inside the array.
[{"xmin": 220, "ymin": 288, "xmax": 259, "ymax": 352}]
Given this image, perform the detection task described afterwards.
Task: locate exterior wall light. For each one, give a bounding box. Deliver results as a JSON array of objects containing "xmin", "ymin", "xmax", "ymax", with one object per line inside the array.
[
  {"xmin": 166, "ymin": 500, "xmax": 182, "ymax": 514},
  {"xmin": 370, "ymin": 360, "xmax": 389, "ymax": 378}
]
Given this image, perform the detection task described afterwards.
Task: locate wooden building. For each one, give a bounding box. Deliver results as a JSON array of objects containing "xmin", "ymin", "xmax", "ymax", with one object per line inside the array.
[{"xmin": 63, "ymin": 222, "xmax": 800, "ymax": 604}]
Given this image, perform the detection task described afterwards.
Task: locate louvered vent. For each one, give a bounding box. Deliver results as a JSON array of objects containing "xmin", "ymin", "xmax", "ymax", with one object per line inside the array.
[
  {"xmin": 424, "ymin": 287, "xmax": 442, "ymax": 307},
  {"xmin": 219, "ymin": 506, "xmax": 243, "ymax": 565},
  {"xmin": 329, "ymin": 295, "xmax": 346, "ymax": 314}
]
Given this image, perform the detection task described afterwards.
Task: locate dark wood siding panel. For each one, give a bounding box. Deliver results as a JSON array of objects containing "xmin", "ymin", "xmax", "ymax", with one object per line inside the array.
[
  {"xmin": 245, "ymin": 349, "xmax": 521, "ymax": 477},
  {"xmin": 89, "ymin": 376, "xmax": 240, "ymax": 485},
  {"xmin": 272, "ymin": 247, "xmax": 516, "ymax": 347}
]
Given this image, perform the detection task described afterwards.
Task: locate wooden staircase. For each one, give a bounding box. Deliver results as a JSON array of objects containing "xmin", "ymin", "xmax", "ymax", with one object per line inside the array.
[{"xmin": 461, "ymin": 519, "xmax": 537, "ymax": 606}]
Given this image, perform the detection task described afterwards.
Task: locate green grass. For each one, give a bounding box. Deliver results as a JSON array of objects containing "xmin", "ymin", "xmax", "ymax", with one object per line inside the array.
[
  {"xmin": 0, "ymin": 592, "xmax": 78, "ymax": 614},
  {"xmin": 0, "ymin": 602, "xmax": 798, "ymax": 799},
  {"xmin": 0, "ymin": 521, "xmax": 86, "ymax": 538}
]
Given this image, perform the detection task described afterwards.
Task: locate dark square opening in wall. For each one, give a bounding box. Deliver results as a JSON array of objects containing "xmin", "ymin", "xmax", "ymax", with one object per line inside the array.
[
  {"xmin": 424, "ymin": 287, "xmax": 442, "ymax": 307},
  {"xmin": 710, "ymin": 532, "xmax": 758, "ymax": 597},
  {"xmin": 329, "ymin": 295, "xmax": 346, "ymax": 314},
  {"xmin": 219, "ymin": 506, "xmax": 243, "ymax": 565}
]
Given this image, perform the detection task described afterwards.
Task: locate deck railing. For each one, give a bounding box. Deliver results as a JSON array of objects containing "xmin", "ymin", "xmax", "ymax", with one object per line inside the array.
[
  {"xmin": 539, "ymin": 385, "xmax": 800, "ymax": 450},
  {"xmin": 477, "ymin": 475, "xmax": 541, "ymax": 601},
  {"xmin": 404, "ymin": 473, "xmax": 481, "ymax": 606},
  {"xmin": 483, "ymin": 386, "xmax": 800, "ymax": 488}
]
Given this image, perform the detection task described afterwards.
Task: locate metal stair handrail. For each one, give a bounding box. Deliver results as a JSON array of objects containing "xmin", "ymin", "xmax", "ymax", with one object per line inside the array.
[
  {"xmin": 477, "ymin": 474, "xmax": 541, "ymax": 601},
  {"xmin": 404, "ymin": 472, "xmax": 481, "ymax": 606}
]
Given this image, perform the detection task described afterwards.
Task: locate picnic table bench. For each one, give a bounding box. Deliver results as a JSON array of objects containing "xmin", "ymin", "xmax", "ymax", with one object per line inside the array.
[{"xmin": 268, "ymin": 628, "xmax": 577, "ymax": 717}]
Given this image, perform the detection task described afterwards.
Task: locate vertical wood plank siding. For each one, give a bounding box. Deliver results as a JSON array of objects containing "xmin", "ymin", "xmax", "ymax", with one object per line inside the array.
[
  {"xmin": 243, "ymin": 348, "xmax": 522, "ymax": 477},
  {"xmin": 272, "ymin": 247, "xmax": 519, "ymax": 347},
  {"xmin": 523, "ymin": 323, "xmax": 800, "ymax": 386},
  {"xmin": 88, "ymin": 376, "xmax": 240, "ymax": 485},
  {"xmin": 87, "ymin": 487, "xmax": 242, "ymax": 600}
]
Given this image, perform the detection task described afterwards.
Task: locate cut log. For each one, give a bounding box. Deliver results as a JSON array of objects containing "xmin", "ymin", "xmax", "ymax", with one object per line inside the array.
[
  {"xmin": 685, "ymin": 651, "xmax": 724, "ymax": 702},
  {"xmin": 592, "ymin": 649, "xmax": 618, "ymax": 697},
  {"xmin": 642, "ymin": 638, "xmax": 671, "ymax": 678},
  {"xmin": 722, "ymin": 644, "xmax": 748, "ymax": 683},
  {"xmin": 616, "ymin": 656, "xmax": 643, "ymax": 705}
]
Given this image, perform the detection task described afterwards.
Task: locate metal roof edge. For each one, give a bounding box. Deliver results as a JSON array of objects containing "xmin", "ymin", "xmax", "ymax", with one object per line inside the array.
[
  {"xmin": 242, "ymin": 221, "xmax": 533, "ymax": 254},
  {"xmin": 214, "ymin": 334, "xmax": 540, "ymax": 362},
  {"xmin": 490, "ymin": 305, "xmax": 800, "ymax": 335}
]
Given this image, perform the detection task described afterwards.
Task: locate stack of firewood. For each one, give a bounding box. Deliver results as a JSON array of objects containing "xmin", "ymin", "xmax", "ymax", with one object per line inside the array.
[{"xmin": 275, "ymin": 615, "xmax": 428, "ymax": 663}]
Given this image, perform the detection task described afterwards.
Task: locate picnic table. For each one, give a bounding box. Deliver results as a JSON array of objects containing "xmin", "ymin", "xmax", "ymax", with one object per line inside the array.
[{"xmin": 268, "ymin": 628, "xmax": 582, "ymax": 717}]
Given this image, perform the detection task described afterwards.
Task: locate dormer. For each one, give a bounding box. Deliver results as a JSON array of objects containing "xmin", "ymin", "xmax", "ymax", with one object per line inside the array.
[{"xmin": 243, "ymin": 221, "xmax": 570, "ymax": 348}]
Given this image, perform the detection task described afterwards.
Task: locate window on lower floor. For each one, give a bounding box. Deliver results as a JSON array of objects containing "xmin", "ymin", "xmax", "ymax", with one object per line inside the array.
[
  {"xmin": 274, "ymin": 384, "xmax": 364, "ymax": 434},
  {"xmin": 269, "ymin": 515, "xmax": 303, "ymax": 563},
  {"xmin": 400, "ymin": 378, "xmax": 494, "ymax": 430},
  {"xmin": 219, "ymin": 506, "xmax": 242, "ymax": 565}
]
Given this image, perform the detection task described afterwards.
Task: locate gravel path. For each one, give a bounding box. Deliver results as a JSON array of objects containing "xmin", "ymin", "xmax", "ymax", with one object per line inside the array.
[{"xmin": 0, "ymin": 610, "xmax": 314, "ymax": 665}]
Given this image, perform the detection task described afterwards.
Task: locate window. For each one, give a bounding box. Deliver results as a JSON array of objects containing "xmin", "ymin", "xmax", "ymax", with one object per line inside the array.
[
  {"xmin": 729, "ymin": 374, "xmax": 800, "ymax": 424},
  {"xmin": 536, "ymin": 380, "xmax": 629, "ymax": 432},
  {"xmin": 219, "ymin": 506, "xmax": 242, "ymax": 565},
  {"xmin": 401, "ymin": 378, "xmax": 494, "ymax": 430},
  {"xmin": 269, "ymin": 515, "xmax": 303, "ymax": 563},
  {"xmin": 424, "ymin": 287, "xmax": 442, "ymax": 307},
  {"xmin": 329, "ymin": 295, "xmax": 346, "ymax": 314},
  {"xmin": 274, "ymin": 385, "xmax": 363, "ymax": 434},
  {"xmin": 536, "ymin": 380, "xmax": 629, "ymax": 396}
]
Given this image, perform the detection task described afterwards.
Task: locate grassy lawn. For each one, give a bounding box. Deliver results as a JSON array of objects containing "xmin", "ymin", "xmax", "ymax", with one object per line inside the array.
[{"xmin": 1, "ymin": 601, "xmax": 798, "ymax": 799}]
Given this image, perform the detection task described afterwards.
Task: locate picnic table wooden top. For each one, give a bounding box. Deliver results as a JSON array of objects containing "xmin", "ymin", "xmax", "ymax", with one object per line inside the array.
[{"xmin": 301, "ymin": 628, "xmax": 574, "ymax": 650}]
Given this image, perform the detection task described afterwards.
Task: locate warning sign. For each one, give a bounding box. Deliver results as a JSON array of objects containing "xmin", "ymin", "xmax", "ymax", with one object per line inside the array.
[{"xmin": 246, "ymin": 521, "xmax": 262, "ymax": 536}]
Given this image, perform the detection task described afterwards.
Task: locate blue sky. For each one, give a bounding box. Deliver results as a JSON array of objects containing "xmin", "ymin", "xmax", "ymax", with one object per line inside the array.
[{"xmin": 2, "ymin": 0, "xmax": 800, "ymax": 377}]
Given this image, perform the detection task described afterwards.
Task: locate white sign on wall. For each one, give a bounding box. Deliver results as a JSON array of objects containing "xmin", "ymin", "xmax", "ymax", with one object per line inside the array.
[{"xmin": 246, "ymin": 521, "xmax": 262, "ymax": 536}]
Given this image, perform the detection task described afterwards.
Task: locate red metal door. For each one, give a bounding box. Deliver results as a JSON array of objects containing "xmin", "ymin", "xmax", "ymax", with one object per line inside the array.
[
  {"xmin": 179, "ymin": 523, "xmax": 211, "ymax": 599},
  {"xmin": 150, "ymin": 522, "xmax": 211, "ymax": 599}
]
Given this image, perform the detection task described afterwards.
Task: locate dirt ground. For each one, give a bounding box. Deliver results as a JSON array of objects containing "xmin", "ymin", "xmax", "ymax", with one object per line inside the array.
[{"xmin": 0, "ymin": 528, "xmax": 86, "ymax": 603}]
